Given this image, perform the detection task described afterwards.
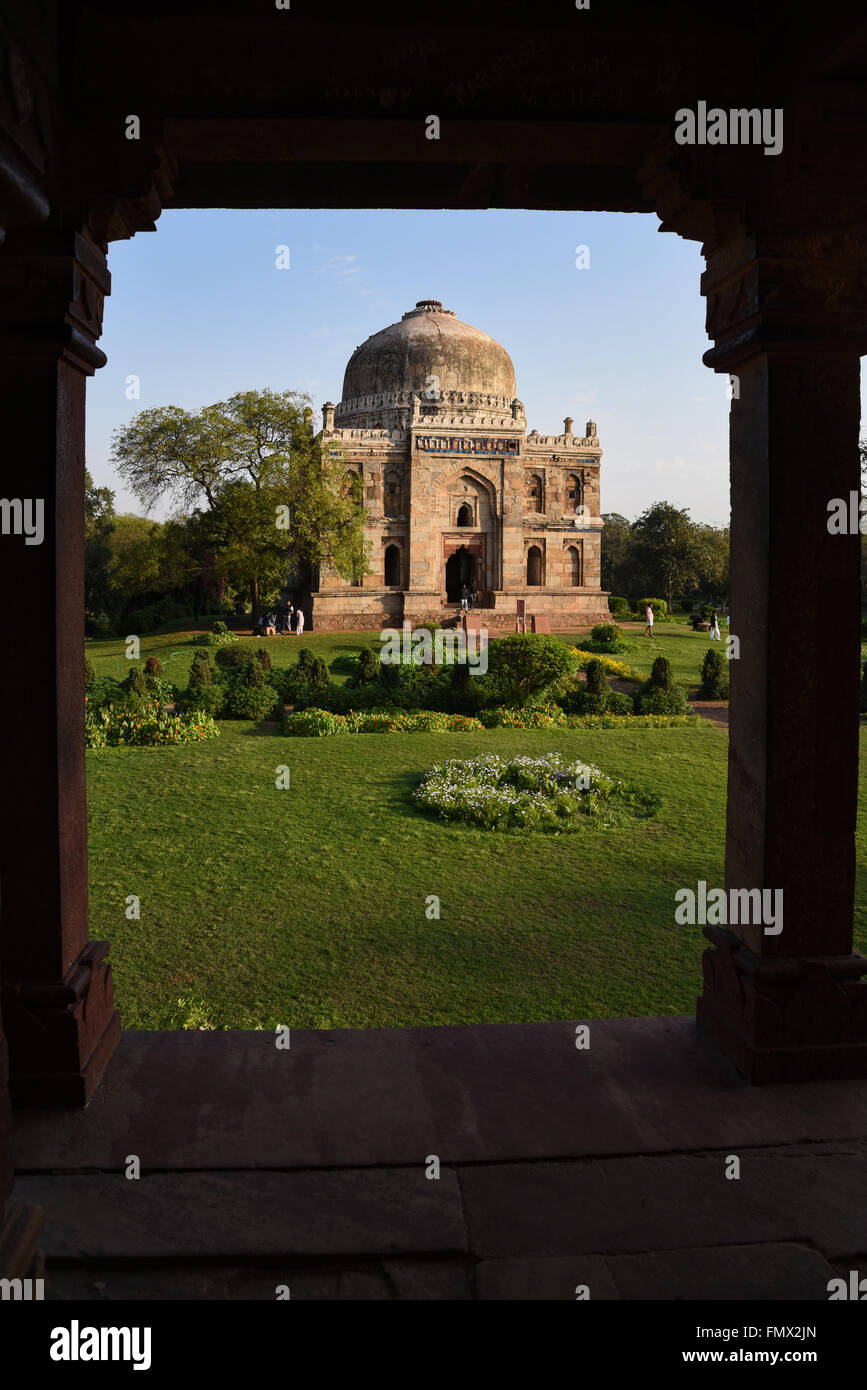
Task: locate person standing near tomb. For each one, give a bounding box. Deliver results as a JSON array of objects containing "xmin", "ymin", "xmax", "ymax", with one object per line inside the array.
[
  {"xmin": 644, "ymin": 603, "xmax": 654, "ymax": 638},
  {"xmin": 296, "ymin": 607, "xmax": 305, "ymax": 636},
  {"xmin": 460, "ymin": 584, "xmax": 469, "ymax": 612},
  {"xmin": 710, "ymin": 610, "xmax": 721, "ymax": 641}
]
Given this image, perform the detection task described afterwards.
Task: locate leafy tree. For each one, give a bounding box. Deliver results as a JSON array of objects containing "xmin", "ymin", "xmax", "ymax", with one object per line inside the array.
[
  {"xmin": 630, "ymin": 502, "xmax": 701, "ymax": 613},
  {"xmin": 692, "ymin": 524, "xmax": 730, "ymax": 605},
  {"xmin": 111, "ymin": 389, "xmax": 370, "ymax": 621},
  {"xmin": 600, "ymin": 513, "xmax": 636, "ymax": 596},
  {"xmin": 84, "ymin": 469, "xmax": 116, "ymax": 631}
]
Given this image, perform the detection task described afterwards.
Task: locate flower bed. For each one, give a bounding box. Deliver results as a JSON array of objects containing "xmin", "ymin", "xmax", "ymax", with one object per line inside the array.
[
  {"xmin": 569, "ymin": 649, "xmax": 642, "ymax": 681},
  {"xmin": 480, "ymin": 704, "xmax": 567, "ymax": 729},
  {"xmin": 413, "ymin": 751, "xmax": 660, "ymax": 832},
  {"xmin": 282, "ymin": 707, "xmax": 485, "ymax": 737},
  {"xmin": 86, "ymin": 701, "xmax": 220, "ymax": 748},
  {"xmin": 564, "ymin": 713, "xmax": 703, "ymax": 729}
]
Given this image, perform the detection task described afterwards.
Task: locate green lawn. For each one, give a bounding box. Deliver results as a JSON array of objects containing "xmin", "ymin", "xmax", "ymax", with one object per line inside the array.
[
  {"xmin": 83, "ymin": 618, "xmax": 776, "ymax": 1031},
  {"xmin": 87, "ymin": 719, "xmax": 731, "ymax": 1029}
]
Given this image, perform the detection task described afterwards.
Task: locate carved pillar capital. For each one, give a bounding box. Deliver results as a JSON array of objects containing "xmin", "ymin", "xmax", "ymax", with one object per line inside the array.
[
  {"xmin": 0, "ymin": 224, "xmax": 110, "ymax": 373},
  {"xmin": 701, "ymin": 228, "xmax": 867, "ymax": 369}
]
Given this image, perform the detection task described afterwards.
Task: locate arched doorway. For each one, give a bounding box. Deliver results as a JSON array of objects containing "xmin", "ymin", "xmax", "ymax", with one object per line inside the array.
[
  {"xmin": 456, "ymin": 503, "xmax": 472, "ymax": 527},
  {"xmin": 445, "ymin": 546, "xmax": 475, "ymax": 601},
  {"xmin": 526, "ymin": 545, "xmax": 542, "ymax": 586},
  {"xmin": 384, "ymin": 544, "xmax": 401, "ymax": 586}
]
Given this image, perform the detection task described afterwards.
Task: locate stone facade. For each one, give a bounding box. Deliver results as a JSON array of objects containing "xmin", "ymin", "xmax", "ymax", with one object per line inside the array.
[{"xmin": 310, "ymin": 301, "xmax": 610, "ymax": 631}]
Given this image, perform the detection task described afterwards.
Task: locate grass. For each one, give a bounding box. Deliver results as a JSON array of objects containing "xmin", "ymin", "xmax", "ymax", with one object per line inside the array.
[
  {"xmin": 83, "ymin": 617, "xmax": 747, "ymax": 1031},
  {"xmin": 88, "ymin": 718, "xmax": 732, "ymax": 1029}
]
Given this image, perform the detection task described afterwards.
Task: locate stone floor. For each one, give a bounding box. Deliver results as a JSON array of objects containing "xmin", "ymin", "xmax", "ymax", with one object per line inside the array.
[{"xmin": 10, "ymin": 1019, "xmax": 867, "ymax": 1299}]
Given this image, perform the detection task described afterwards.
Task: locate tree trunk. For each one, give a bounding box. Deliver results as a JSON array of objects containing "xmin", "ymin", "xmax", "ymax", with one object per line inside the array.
[{"xmin": 250, "ymin": 577, "xmax": 260, "ymax": 625}]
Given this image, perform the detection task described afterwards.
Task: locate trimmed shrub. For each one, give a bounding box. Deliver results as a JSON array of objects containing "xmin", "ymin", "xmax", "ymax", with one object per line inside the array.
[
  {"xmin": 188, "ymin": 650, "xmax": 212, "ymax": 690},
  {"xmin": 216, "ymin": 644, "xmax": 254, "ymax": 668},
  {"xmin": 255, "ymin": 647, "xmax": 272, "ymax": 670},
  {"xmin": 184, "ymin": 683, "xmax": 225, "ymax": 717},
  {"xmin": 222, "ymin": 678, "xmax": 279, "ymax": 720},
  {"xmin": 589, "ymin": 622, "xmax": 628, "ymax": 653},
  {"xmin": 85, "ymin": 676, "xmax": 123, "ymax": 711},
  {"xmin": 144, "ymin": 656, "xmax": 162, "ymax": 678},
  {"xmin": 585, "ymin": 658, "xmax": 608, "ymax": 696},
  {"xmin": 648, "ymin": 656, "xmax": 674, "ymax": 691},
  {"xmin": 638, "ymin": 597, "xmax": 668, "ymax": 618},
  {"xmin": 356, "ymin": 648, "xmax": 380, "ymax": 685},
  {"xmin": 699, "ymin": 648, "xmax": 730, "ymax": 699},
  {"xmin": 635, "ymin": 684, "xmax": 687, "ymax": 716},
  {"xmin": 486, "ymin": 632, "xmax": 577, "ymax": 706},
  {"xmin": 607, "ymin": 596, "xmax": 631, "ymax": 619},
  {"xmin": 606, "ymin": 690, "xmax": 635, "ymax": 716},
  {"xmin": 193, "ymin": 619, "xmax": 239, "ymax": 647},
  {"xmin": 84, "ymin": 656, "xmax": 96, "ymax": 686},
  {"xmin": 125, "ymin": 666, "xmax": 148, "ymax": 698}
]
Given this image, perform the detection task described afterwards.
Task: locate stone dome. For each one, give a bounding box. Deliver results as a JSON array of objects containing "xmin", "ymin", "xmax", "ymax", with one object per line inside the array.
[{"xmin": 339, "ymin": 300, "xmax": 517, "ymax": 404}]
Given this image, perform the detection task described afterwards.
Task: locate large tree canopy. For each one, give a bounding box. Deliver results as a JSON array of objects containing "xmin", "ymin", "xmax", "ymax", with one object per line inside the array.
[
  {"xmin": 630, "ymin": 501, "xmax": 703, "ymax": 613},
  {"xmin": 111, "ymin": 389, "xmax": 369, "ymax": 619}
]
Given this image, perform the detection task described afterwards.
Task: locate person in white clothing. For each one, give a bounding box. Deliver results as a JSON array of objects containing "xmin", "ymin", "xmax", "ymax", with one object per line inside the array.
[
  {"xmin": 295, "ymin": 608, "xmax": 305, "ymax": 636},
  {"xmin": 710, "ymin": 610, "xmax": 721, "ymax": 640},
  {"xmin": 644, "ymin": 604, "xmax": 654, "ymax": 638}
]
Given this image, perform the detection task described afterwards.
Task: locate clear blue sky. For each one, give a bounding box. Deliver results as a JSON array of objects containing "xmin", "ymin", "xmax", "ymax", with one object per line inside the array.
[{"xmin": 85, "ymin": 209, "xmax": 866, "ymax": 528}]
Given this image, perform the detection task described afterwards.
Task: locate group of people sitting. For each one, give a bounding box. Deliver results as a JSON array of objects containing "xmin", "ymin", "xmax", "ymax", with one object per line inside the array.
[{"xmin": 255, "ymin": 604, "xmax": 304, "ymax": 636}]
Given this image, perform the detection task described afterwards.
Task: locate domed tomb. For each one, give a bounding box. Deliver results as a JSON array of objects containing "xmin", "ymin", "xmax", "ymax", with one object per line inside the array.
[{"xmin": 336, "ymin": 300, "xmax": 517, "ymax": 424}]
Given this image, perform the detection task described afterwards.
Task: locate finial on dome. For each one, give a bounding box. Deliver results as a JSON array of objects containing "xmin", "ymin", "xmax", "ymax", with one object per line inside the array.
[{"xmin": 402, "ymin": 299, "xmax": 456, "ymax": 318}]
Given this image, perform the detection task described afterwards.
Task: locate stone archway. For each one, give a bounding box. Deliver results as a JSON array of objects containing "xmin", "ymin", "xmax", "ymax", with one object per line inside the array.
[
  {"xmin": 0, "ymin": 6, "xmax": 864, "ymax": 1158},
  {"xmin": 445, "ymin": 545, "xmax": 476, "ymax": 601}
]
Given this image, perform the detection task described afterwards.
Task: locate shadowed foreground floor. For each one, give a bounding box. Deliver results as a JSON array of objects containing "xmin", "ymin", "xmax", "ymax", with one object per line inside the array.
[{"xmin": 11, "ymin": 1018, "xmax": 867, "ymax": 1299}]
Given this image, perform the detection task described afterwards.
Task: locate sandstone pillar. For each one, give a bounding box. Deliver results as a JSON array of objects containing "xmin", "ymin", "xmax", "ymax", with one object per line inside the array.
[
  {"xmin": 0, "ymin": 224, "xmax": 120, "ymax": 1104},
  {"xmin": 696, "ymin": 230, "xmax": 867, "ymax": 1082}
]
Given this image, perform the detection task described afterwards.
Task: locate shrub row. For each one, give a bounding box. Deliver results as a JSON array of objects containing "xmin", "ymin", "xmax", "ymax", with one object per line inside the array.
[{"xmin": 283, "ymin": 708, "xmax": 485, "ymax": 737}]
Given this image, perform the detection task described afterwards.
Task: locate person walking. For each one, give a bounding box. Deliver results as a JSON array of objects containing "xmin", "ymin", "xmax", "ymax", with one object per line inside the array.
[
  {"xmin": 284, "ymin": 603, "xmax": 294, "ymax": 635},
  {"xmin": 295, "ymin": 607, "xmax": 305, "ymax": 637},
  {"xmin": 710, "ymin": 610, "xmax": 721, "ymax": 641},
  {"xmin": 460, "ymin": 583, "xmax": 469, "ymax": 612},
  {"xmin": 644, "ymin": 603, "xmax": 654, "ymax": 638}
]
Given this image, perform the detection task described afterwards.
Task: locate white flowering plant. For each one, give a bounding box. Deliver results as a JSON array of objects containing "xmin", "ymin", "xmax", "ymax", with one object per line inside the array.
[{"xmin": 412, "ymin": 751, "xmax": 659, "ymax": 832}]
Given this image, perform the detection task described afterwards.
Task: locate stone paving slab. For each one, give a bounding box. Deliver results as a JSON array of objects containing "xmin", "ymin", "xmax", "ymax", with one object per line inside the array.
[
  {"xmin": 43, "ymin": 1257, "xmax": 474, "ymax": 1301},
  {"xmin": 458, "ymin": 1148, "xmax": 867, "ymax": 1260},
  {"xmin": 13, "ymin": 1167, "xmax": 466, "ymax": 1260},
  {"xmin": 476, "ymin": 1243, "xmax": 835, "ymax": 1300},
  {"xmin": 13, "ymin": 1020, "xmax": 867, "ymax": 1172}
]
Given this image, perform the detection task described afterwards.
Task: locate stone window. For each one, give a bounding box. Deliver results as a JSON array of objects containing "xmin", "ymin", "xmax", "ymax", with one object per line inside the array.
[
  {"xmin": 456, "ymin": 503, "xmax": 472, "ymax": 527},
  {"xmin": 567, "ymin": 474, "xmax": 583, "ymax": 508},
  {"xmin": 384, "ymin": 543, "xmax": 401, "ymax": 586},
  {"xmin": 526, "ymin": 544, "xmax": 543, "ymax": 586},
  {"xmin": 525, "ymin": 473, "xmax": 544, "ymax": 513},
  {"xmin": 384, "ymin": 468, "xmax": 401, "ymax": 516}
]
